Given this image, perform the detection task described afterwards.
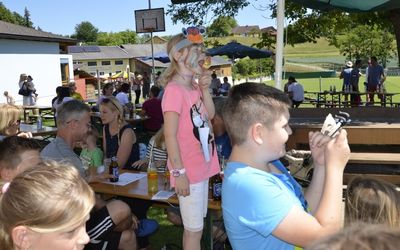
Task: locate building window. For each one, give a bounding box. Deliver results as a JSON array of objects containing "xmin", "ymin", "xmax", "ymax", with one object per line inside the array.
[
  {"xmin": 115, "ymin": 60, "xmax": 123, "ymax": 65},
  {"xmin": 88, "ymin": 61, "xmax": 97, "ymax": 66},
  {"xmin": 60, "ymin": 58, "xmax": 70, "ymax": 84},
  {"xmin": 102, "ymin": 61, "xmax": 111, "ymax": 66},
  {"xmin": 90, "ymin": 72, "xmax": 96, "ymax": 76},
  {"xmin": 115, "ymin": 70, "xmax": 121, "ymax": 73},
  {"xmin": 99, "ymin": 72, "xmax": 104, "ymax": 75}
]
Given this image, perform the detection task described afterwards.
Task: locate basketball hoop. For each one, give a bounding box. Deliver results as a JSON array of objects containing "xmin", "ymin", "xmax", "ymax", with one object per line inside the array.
[{"xmin": 135, "ymin": 8, "xmax": 165, "ymax": 34}]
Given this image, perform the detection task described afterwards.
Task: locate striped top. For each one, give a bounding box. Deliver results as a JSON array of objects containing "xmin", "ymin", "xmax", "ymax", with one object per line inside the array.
[{"xmin": 146, "ymin": 138, "xmax": 167, "ymax": 173}]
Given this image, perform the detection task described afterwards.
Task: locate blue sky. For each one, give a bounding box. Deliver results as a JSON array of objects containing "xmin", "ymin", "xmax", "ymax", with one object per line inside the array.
[{"xmin": 2, "ymin": 0, "xmax": 275, "ymax": 36}]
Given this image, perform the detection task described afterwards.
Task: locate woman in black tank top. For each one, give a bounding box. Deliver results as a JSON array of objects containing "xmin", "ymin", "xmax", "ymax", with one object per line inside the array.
[{"xmin": 99, "ymin": 97, "xmax": 139, "ymax": 169}]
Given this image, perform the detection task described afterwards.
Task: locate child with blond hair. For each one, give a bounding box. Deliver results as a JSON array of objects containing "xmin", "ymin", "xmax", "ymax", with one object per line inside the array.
[
  {"xmin": 160, "ymin": 27, "xmax": 220, "ymax": 250},
  {"xmin": 345, "ymin": 177, "xmax": 400, "ymax": 228},
  {"xmin": 80, "ymin": 128, "xmax": 103, "ymax": 169},
  {"xmin": 0, "ymin": 161, "xmax": 95, "ymax": 249}
]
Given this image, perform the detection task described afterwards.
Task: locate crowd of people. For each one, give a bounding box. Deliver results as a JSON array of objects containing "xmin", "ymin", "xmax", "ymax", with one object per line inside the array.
[
  {"xmin": 1, "ymin": 27, "xmax": 399, "ymax": 250},
  {"xmin": 339, "ymin": 56, "xmax": 386, "ymax": 107}
]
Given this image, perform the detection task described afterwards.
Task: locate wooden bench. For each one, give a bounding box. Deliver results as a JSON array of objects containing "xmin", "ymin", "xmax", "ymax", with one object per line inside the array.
[
  {"xmin": 344, "ymin": 173, "xmax": 400, "ymax": 185},
  {"xmin": 348, "ymin": 152, "xmax": 400, "ymax": 165},
  {"xmin": 345, "ymin": 152, "xmax": 400, "ymax": 185},
  {"xmin": 287, "ymin": 108, "xmax": 400, "ymax": 185},
  {"xmin": 28, "ymin": 114, "xmax": 54, "ymax": 120}
]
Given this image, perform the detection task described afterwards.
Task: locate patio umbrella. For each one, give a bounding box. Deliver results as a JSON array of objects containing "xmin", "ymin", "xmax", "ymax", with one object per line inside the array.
[
  {"xmin": 140, "ymin": 51, "xmax": 170, "ymax": 63},
  {"xmin": 111, "ymin": 71, "xmax": 134, "ymax": 79},
  {"xmin": 207, "ymin": 41, "xmax": 273, "ymax": 61}
]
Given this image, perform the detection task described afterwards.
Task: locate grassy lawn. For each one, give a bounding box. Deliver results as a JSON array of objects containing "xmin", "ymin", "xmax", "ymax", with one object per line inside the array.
[
  {"xmin": 148, "ymin": 207, "xmax": 184, "ymax": 249},
  {"xmin": 284, "ymin": 38, "xmax": 340, "ymax": 58}
]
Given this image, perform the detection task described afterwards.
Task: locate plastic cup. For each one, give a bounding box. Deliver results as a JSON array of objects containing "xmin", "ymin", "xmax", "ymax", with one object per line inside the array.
[
  {"xmin": 97, "ymin": 165, "xmax": 105, "ymax": 174},
  {"xmin": 103, "ymin": 158, "xmax": 111, "ymax": 171}
]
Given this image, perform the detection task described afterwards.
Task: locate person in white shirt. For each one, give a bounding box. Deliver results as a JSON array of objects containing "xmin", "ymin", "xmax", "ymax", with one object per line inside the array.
[
  {"xmin": 115, "ymin": 83, "xmax": 131, "ymax": 113},
  {"xmin": 287, "ymin": 76, "xmax": 304, "ymax": 108}
]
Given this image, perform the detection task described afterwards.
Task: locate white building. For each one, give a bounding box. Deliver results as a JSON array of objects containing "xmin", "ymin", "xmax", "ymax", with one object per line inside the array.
[{"xmin": 0, "ymin": 20, "xmax": 77, "ymax": 105}]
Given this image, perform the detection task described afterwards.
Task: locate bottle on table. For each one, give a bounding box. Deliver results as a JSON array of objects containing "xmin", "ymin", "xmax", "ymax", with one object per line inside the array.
[
  {"xmin": 210, "ymin": 168, "xmax": 223, "ymax": 201},
  {"xmin": 210, "ymin": 149, "xmax": 224, "ymax": 201},
  {"xmin": 109, "ymin": 156, "xmax": 119, "ymax": 182},
  {"xmin": 147, "ymin": 161, "xmax": 158, "ymax": 193},
  {"xmin": 164, "ymin": 167, "xmax": 170, "ymax": 190},
  {"xmin": 36, "ymin": 116, "xmax": 42, "ymax": 130},
  {"xmin": 129, "ymin": 105, "xmax": 134, "ymax": 119}
]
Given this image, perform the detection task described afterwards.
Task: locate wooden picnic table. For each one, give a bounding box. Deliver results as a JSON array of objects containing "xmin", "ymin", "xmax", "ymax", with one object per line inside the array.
[
  {"xmin": 22, "ymin": 105, "xmax": 53, "ymax": 122},
  {"xmin": 84, "ymin": 99, "xmax": 98, "ymax": 107},
  {"xmin": 304, "ymin": 91, "xmax": 400, "ymax": 108},
  {"xmin": 19, "ymin": 123, "xmax": 57, "ymax": 137},
  {"xmin": 288, "ymin": 120, "xmax": 400, "ymax": 148},
  {"xmin": 91, "ymin": 171, "xmax": 221, "ymax": 210},
  {"xmin": 91, "ymin": 170, "xmax": 220, "ymax": 250},
  {"xmin": 349, "ymin": 152, "xmax": 400, "ymax": 165},
  {"xmin": 90, "ymin": 112, "xmax": 150, "ymax": 125}
]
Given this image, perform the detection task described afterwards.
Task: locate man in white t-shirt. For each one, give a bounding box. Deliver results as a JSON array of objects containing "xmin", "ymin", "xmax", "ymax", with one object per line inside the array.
[{"xmin": 287, "ymin": 76, "xmax": 304, "ymax": 108}]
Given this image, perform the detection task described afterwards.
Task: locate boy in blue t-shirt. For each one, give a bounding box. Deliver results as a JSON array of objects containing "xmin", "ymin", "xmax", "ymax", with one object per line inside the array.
[{"xmin": 221, "ymin": 82, "xmax": 350, "ymax": 250}]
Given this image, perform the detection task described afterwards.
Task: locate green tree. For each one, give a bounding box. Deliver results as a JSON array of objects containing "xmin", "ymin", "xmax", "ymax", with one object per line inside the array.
[
  {"xmin": 73, "ymin": 21, "xmax": 99, "ymax": 43},
  {"xmin": 207, "ymin": 16, "xmax": 237, "ymax": 37},
  {"xmin": 96, "ymin": 32, "xmax": 113, "ymax": 46},
  {"xmin": 168, "ymin": 1, "xmax": 400, "ymax": 66},
  {"xmin": 137, "ymin": 34, "xmax": 151, "ymax": 44},
  {"xmin": 117, "ymin": 30, "xmax": 138, "ymax": 44},
  {"xmin": 335, "ymin": 25, "xmax": 396, "ymax": 67},
  {"xmin": 96, "ymin": 30, "xmax": 138, "ymax": 46},
  {"xmin": 12, "ymin": 11, "xmax": 25, "ymax": 26},
  {"xmin": 0, "ymin": 2, "xmax": 17, "ymax": 23},
  {"xmin": 0, "ymin": 3, "xmax": 34, "ymax": 27},
  {"xmin": 253, "ymin": 32, "xmax": 275, "ymax": 50},
  {"xmin": 23, "ymin": 7, "xmax": 33, "ymax": 28},
  {"xmin": 167, "ymin": 0, "xmax": 249, "ymax": 25},
  {"xmin": 233, "ymin": 57, "xmax": 273, "ymax": 78}
]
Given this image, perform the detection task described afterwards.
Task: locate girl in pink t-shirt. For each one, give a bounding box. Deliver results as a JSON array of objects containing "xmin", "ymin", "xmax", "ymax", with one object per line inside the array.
[{"xmin": 160, "ymin": 27, "xmax": 220, "ymax": 250}]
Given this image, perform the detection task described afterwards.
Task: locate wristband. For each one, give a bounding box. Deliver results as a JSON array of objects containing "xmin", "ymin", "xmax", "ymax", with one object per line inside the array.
[{"xmin": 170, "ymin": 168, "xmax": 186, "ymax": 177}]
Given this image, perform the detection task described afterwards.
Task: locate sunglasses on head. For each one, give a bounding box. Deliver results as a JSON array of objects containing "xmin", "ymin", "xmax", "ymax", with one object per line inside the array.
[{"xmin": 101, "ymin": 98, "xmax": 120, "ymax": 111}]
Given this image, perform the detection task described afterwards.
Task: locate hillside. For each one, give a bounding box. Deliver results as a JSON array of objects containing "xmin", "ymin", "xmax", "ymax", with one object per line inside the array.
[{"xmin": 206, "ymin": 36, "xmax": 345, "ymax": 71}]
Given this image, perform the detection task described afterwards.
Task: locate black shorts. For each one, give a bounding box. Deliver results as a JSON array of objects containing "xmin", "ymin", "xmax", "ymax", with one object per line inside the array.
[{"xmin": 84, "ymin": 206, "xmax": 122, "ymax": 250}]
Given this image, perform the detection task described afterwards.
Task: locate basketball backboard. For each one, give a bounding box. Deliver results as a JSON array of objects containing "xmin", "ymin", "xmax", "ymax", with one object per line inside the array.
[{"xmin": 134, "ymin": 8, "xmax": 165, "ymax": 33}]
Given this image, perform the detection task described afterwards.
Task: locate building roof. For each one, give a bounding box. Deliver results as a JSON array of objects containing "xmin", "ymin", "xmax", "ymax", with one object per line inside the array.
[
  {"xmin": 231, "ymin": 25, "xmax": 260, "ymax": 35},
  {"xmin": 144, "ymin": 36, "xmax": 167, "ymax": 44},
  {"xmin": 135, "ymin": 58, "xmax": 170, "ymax": 68},
  {"xmin": 260, "ymin": 26, "xmax": 277, "ymax": 35},
  {"xmin": 121, "ymin": 43, "xmax": 167, "ymax": 58},
  {"xmin": 68, "ymin": 45, "xmax": 131, "ymax": 60},
  {"xmin": 0, "ymin": 20, "xmax": 77, "ymax": 45}
]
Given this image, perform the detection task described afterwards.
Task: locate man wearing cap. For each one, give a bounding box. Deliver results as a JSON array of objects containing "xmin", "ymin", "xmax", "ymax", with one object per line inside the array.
[
  {"xmin": 287, "ymin": 76, "xmax": 304, "ymax": 108},
  {"xmin": 340, "ymin": 61, "xmax": 353, "ymax": 105}
]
